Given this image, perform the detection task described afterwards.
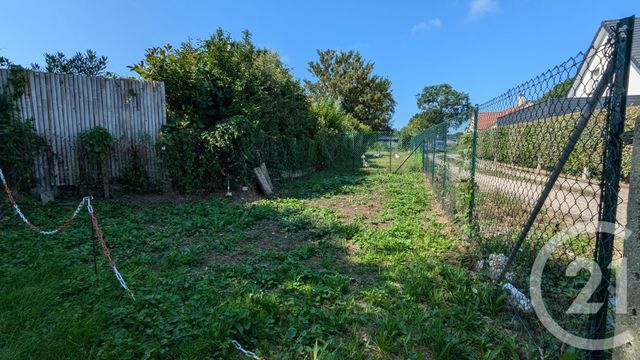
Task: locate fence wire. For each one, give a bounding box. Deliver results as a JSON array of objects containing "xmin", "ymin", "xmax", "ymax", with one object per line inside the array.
[
  {"xmin": 414, "ymin": 17, "xmax": 636, "ymax": 359},
  {"xmin": 413, "ymin": 116, "xmax": 474, "ymax": 218},
  {"xmin": 259, "ymin": 131, "xmax": 408, "ymax": 179}
]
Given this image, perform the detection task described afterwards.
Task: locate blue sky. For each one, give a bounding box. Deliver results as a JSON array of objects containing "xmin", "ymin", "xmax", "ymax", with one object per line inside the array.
[{"xmin": 1, "ymin": 0, "xmax": 637, "ymax": 128}]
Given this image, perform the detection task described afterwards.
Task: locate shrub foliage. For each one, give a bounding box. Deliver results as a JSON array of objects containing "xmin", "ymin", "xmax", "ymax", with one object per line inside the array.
[
  {"xmin": 476, "ymin": 106, "xmax": 640, "ymax": 181},
  {"xmin": 305, "ymin": 50, "xmax": 395, "ymax": 131},
  {"xmin": 77, "ymin": 126, "xmax": 113, "ymax": 197},
  {"xmin": 132, "ymin": 29, "xmax": 369, "ymax": 191},
  {"xmin": 0, "ymin": 58, "xmax": 47, "ymax": 191}
]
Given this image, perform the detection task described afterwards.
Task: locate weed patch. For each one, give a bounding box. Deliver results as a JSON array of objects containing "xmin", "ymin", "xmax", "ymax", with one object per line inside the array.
[{"xmin": 0, "ymin": 170, "xmax": 538, "ymax": 359}]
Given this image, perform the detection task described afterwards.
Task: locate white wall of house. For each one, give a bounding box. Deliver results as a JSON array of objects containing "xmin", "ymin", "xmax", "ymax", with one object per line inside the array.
[
  {"xmin": 628, "ymin": 63, "xmax": 640, "ymax": 96},
  {"xmin": 567, "ymin": 27, "xmax": 640, "ymax": 98},
  {"xmin": 568, "ymin": 28, "xmax": 608, "ymax": 98}
]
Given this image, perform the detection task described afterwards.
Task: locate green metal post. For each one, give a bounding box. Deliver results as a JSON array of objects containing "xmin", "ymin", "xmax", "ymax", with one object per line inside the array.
[
  {"xmin": 420, "ymin": 135, "xmax": 427, "ymax": 172},
  {"xmin": 442, "ymin": 123, "xmax": 447, "ymax": 201},
  {"xmin": 468, "ymin": 105, "xmax": 479, "ymax": 222},
  {"xmin": 431, "ymin": 133, "xmax": 436, "ymax": 183},
  {"xmin": 588, "ymin": 17, "xmax": 634, "ymax": 359},
  {"xmin": 389, "ymin": 131, "xmax": 392, "ymax": 172}
]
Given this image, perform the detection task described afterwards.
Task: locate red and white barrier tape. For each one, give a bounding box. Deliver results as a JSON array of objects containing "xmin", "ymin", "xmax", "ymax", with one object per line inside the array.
[
  {"xmin": 86, "ymin": 197, "xmax": 135, "ymax": 299},
  {"xmin": 0, "ymin": 166, "xmax": 134, "ymax": 299}
]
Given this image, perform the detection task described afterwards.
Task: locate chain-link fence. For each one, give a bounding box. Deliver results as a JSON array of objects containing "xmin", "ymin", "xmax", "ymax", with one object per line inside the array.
[
  {"xmin": 412, "ymin": 116, "xmax": 474, "ymax": 217},
  {"xmin": 255, "ymin": 131, "xmax": 410, "ymax": 181},
  {"xmin": 414, "ymin": 17, "xmax": 636, "ymax": 358},
  {"xmin": 360, "ymin": 132, "xmax": 410, "ymax": 172}
]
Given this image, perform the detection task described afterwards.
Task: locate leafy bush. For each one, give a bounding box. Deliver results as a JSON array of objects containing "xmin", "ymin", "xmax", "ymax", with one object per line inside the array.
[
  {"xmin": 117, "ymin": 146, "xmax": 156, "ymax": 193},
  {"xmin": 31, "ymin": 49, "xmax": 109, "ymax": 76},
  {"xmin": 200, "ymin": 116, "xmax": 257, "ymax": 182},
  {"xmin": 156, "ymin": 122, "xmax": 206, "ymax": 192},
  {"xmin": 309, "ymin": 97, "xmax": 369, "ymax": 134},
  {"xmin": 398, "ymin": 129, "xmax": 414, "ymax": 150},
  {"xmin": 79, "ymin": 126, "xmax": 112, "ymax": 156},
  {"xmin": 78, "ymin": 126, "xmax": 113, "ymax": 197},
  {"xmin": 0, "ymin": 58, "xmax": 48, "ymax": 191},
  {"xmin": 133, "ymin": 29, "xmax": 367, "ymax": 191}
]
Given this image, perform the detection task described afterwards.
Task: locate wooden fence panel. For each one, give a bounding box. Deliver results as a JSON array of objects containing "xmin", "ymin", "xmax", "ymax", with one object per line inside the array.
[{"xmin": 0, "ymin": 69, "xmax": 166, "ymax": 189}]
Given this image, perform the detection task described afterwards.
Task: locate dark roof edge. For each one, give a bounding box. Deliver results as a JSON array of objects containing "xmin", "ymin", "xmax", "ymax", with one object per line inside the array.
[{"xmin": 601, "ymin": 17, "xmax": 639, "ymax": 69}]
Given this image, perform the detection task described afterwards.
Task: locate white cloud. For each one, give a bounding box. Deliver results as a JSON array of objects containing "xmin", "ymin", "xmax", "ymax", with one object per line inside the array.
[
  {"xmin": 468, "ymin": 0, "xmax": 499, "ymax": 19},
  {"xmin": 411, "ymin": 18, "xmax": 442, "ymax": 34}
]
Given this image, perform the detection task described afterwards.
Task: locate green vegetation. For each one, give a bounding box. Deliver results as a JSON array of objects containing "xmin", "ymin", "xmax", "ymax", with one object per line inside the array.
[
  {"xmin": 404, "ymin": 84, "xmax": 470, "ymax": 134},
  {"xmin": 4, "ymin": 30, "xmax": 401, "ymax": 195},
  {"xmin": 305, "ymin": 50, "xmax": 395, "ymax": 132},
  {"xmin": 539, "ymin": 77, "xmax": 574, "ymax": 101},
  {"xmin": 78, "ymin": 126, "xmax": 114, "ymax": 198},
  {"xmin": 400, "ymin": 84, "xmax": 470, "ymax": 151},
  {"xmin": 117, "ymin": 146, "xmax": 156, "ymax": 194},
  {"xmin": 130, "ymin": 30, "xmax": 387, "ymax": 192},
  {"xmin": 0, "ymin": 170, "xmax": 536, "ymax": 359},
  {"xmin": 31, "ymin": 49, "xmax": 111, "ymax": 77},
  {"xmin": 0, "ymin": 58, "xmax": 47, "ymax": 191},
  {"xmin": 78, "ymin": 127, "xmax": 113, "ymax": 157},
  {"xmin": 476, "ymin": 106, "xmax": 640, "ymax": 181},
  {"xmin": 309, "ymin": 97, "xmax": 367, "ymax": 134}
]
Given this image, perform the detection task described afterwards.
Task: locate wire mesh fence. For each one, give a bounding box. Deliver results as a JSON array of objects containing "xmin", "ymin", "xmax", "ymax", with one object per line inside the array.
[
  {"xmin": 412, "ymin": 116, "xmax": 474, "ymax": 218},
  {"xmin": 251, "ymin": 131, "xmax": 408, "ymax": 182},
  {"xmin": 414, "ymin": 16, "xmax": 637, "ymax": 358},
  {"xmin": 360, "ymin": 132, "xmax": 412, "ymax": 172}
]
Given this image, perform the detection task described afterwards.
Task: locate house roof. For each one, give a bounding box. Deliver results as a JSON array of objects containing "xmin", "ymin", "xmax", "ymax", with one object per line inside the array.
[
  {"xmin": 566, "ymin": 16, "xmax": 638, "ymax": 98},
  {"xmin": 477, "ymin": 103, "xmax": 530, "ymax": 130},
  {"xmin": 477, "ymin": 112, "xmax": 501, "ymax": 130},
  {"xmin": 601, "ymin": 17, "xmax": 640, "ymax": 69}
]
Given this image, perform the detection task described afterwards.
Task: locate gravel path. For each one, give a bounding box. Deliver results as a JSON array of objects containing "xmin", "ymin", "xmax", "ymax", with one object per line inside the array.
[{"xmin": 430, "ymin": 154, "xmax": 628, "ymax": 227}]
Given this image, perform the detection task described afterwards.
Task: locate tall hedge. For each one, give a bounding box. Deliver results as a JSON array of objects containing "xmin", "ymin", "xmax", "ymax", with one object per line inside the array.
[
  {"xmin": 132, "ymin": 30, "xmax": 365, "ymax": 191},
  {"xmin": 476, "ymin": 106, "xmax": 640, "ymax": 181}
]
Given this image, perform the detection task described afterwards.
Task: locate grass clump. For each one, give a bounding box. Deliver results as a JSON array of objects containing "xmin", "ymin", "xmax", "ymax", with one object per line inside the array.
[{"xmin": 0, "ymin": 170, "xmax": 536, "ymax": 359}]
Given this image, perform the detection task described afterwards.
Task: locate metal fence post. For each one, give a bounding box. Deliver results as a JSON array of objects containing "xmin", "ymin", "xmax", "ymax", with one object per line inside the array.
[
  {"xmin": 431, "ymin": 134, "xmax": 436, "ymax": 183},
  {"xmin": 421, "ymin": 138, "xmax": 425, "ymax": 172},
  {"xmin": 442, "ymin": 123, "xmax": 448, "ymax": 200},
  {"xmin": 588, "ymin": 16, "xmax": 634, "ymax": 360},
  {"xmin": 420, "ymin": 136, "xmax": 424, "ymax": 172},
  {"xmin": 389, "ymin": 131, "xmax": 392, "ymax": 172},
  {"xmin": 468, "ymin": 106, "xmax": 479, "ymax": 222}
]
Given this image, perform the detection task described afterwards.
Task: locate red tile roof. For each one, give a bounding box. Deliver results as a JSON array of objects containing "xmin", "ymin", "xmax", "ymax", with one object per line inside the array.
[
  {"xmin": 477, "ymin": 103, "xmax": 531, "ymax": 130},
  {"xmin": 477, "ymin": 111, "xmax": 502, "ymax": 130}
]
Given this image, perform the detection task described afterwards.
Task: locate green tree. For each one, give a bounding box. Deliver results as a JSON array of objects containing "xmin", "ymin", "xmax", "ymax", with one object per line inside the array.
[
  {"xmin": 31, "ymin": 49, "xmax": 109, "ymax": 76},
  {"xmin": 407, "ymin": 84, "xmax": 470, "ymax": 131},
  {"xmin": 539, "ymin": 77, "xmax": 574, "ymax": 101},
  {"xmin": 309, "ymin": 96, "xmax": 369, "ymax": 134},
  {"xmin": 130, "ymin": 29, "xmax": 318, "ymax": 190},
  {"xmin": 304, "ymin": 49, "xmax": 395, "ymax": 131},
  {"xmin": 131, "ymin": 30, "xmax": 313, "ymax": 136}
]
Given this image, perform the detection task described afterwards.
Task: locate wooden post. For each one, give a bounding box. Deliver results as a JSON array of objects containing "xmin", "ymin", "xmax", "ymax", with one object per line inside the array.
[
  {"xmin": 259, "ymin": 162, "xmax": 273, "ymax": 190},
  {"xmin": 254, "ymin": 166, "xmax": 273, "ymax": 195}
]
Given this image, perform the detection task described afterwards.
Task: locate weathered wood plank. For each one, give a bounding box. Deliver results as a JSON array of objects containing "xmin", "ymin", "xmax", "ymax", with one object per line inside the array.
[{"xmin": 0, "ymin": 69, "xmax": 166, "ymax": 189}]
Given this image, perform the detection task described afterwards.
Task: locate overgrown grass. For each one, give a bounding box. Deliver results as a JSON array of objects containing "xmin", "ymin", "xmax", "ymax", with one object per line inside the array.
[{"xmin": 0, "ymin": 170, "xmax": 537, "ymax": 359}]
